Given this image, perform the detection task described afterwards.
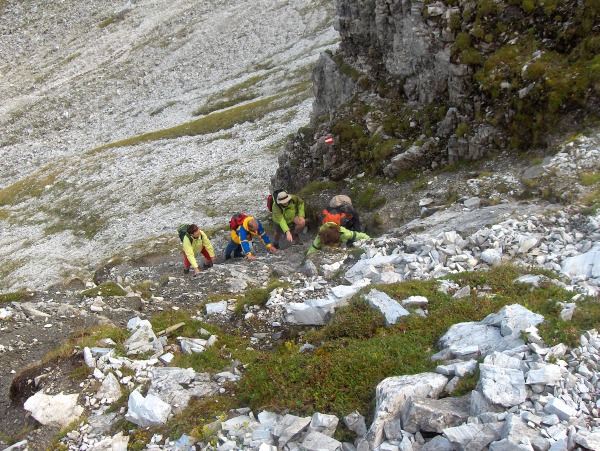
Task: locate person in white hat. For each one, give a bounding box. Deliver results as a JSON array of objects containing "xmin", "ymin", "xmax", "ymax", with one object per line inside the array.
[{"xmin": 271, "ymin": 190, "xmax": 306, "ymax": 248}]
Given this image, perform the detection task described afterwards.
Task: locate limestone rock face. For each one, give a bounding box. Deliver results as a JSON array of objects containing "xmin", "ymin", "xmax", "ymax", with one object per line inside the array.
[
  {"xmin": 335, "ymin": 0, "xmax": 459, "ymax": 105},
  {"xmin": 272, "ymin": 0, "xmax": 476, "ymax": 191},
  {"xmin": 311, "ymin": 52, "xmax": 358, "ymax": 125},
  {"xmin": 273, "ymin": 0, "xmax": 596, "ymax": 192}
]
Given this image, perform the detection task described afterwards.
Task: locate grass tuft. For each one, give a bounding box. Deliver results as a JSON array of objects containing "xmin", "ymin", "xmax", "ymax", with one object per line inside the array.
[
  {"xmin": 0, "ymin": 289, "xmax": 33, "ymax": 303},
  {"xmin": 80, "ymin": 281, "xmax": 126, "ymax": 298},
  {"xmin": 234, "ymin": 280, "xmax": 290, "ymax": 315}
]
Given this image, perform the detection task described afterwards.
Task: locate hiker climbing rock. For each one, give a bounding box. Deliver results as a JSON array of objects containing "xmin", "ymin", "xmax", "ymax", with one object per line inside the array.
[
  {"xmin": 322, "ymin": 195, "xmax": 362, "ymax": 246},
  {"xmin": 307, "ymin": 222, "xmax": 370, "ymax": 255},
  {"xmin": 178, "ymin": 224, "xmax": 216, "ymax": 274},
  {"xmin": 270, "ymin": 190, "xmax": 306, "ymax": 248},
  {"xmin": 225, "ymin": 216, "xmax": 276, "ymax": 261}
]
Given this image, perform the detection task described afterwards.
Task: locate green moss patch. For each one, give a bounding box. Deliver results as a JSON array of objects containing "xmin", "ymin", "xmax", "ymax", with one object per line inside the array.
[
  {"xmin": 80, "ymin": 281, "xmax": 126, "ymax": 298},
  {"xmin": 0, "ymin": 289, "xmax": 33, "ymax": 303}
]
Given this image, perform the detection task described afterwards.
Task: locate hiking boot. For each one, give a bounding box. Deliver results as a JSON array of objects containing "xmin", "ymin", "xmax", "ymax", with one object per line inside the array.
[
  {"xmin": 183, "ymin": 268, "xmax": 190, "ymax": 274},
  {"xmin": 203, "ymin": 262, "xmax": 213, "ymax": 270}
]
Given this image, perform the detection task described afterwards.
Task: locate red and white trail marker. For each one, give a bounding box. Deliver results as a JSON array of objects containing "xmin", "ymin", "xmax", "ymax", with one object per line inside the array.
[{"xmin": 324, "ymin": 135, "xmax": 334, "ymax": 145}]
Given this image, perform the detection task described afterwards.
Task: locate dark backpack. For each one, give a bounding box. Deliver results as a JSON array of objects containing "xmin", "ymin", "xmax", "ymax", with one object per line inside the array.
[
  {"xmin": 177, "ymin": 224, "xmax": 192, "ymax": 242},
  {"xmin": 229, "ymin": 213, "xmax": 248, "ymax": 230},
  {"xmin": 267, "ymin": 188, "xmax": 286, "ymax": 212}
]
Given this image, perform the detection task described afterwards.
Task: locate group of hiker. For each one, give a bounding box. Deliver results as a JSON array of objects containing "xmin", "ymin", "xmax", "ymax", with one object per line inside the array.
[{"xmin": 179, "ymin": 190, "xmax": 371, "ymax": 274}]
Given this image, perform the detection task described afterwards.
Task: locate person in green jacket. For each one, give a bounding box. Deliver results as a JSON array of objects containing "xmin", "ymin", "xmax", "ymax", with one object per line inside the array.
[
  {"xmin": 182, "ymin": 224, "xmax": 216, "ymax": 274},
  {"xmin": 307, "ymin": 222, "xmax": 370, "ymax": 255},
  {"xmin": 272, "ymin": 190, "xmax": 306, "ymax": 248}
]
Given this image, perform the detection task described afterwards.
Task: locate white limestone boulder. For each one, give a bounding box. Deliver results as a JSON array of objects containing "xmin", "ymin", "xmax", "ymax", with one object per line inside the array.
[
  {"xmin": 361, "ymin": 373, "xmax": 448, "ymax": 449},
  {"xmin": 479, "ymin": 364, "xmax": 526, "ymax": 407},
  {"xmin": 96, "ymin": 372, "xmax": 122, "ymax": 403},
  {"xmin": 443, "ymin": 422, "xmax": 504, "ymax": 450},
  {"xmin": 124, "ymin": 390, "xmax": 171, "ymax": 427},
  {"xmin": 401, "ymin": 394, "xmax": 471, "ymax": 433},
  {"xmin": 481, "ymin": 304, "xmax": 544, "ymax": 339},
  {"xmin": 147, "ymin": 367, "xmax": 219, "ymax": 414},
  {"xmin": 23, "ymin": 391, "xmax": 84, "ymax": 428},
  {"xmin": 365, "ymin": 289, "xmax": 410, "ymax": 326}
]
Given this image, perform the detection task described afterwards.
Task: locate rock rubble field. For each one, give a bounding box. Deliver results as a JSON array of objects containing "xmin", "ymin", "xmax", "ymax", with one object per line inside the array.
[{"xmin": 0, "ymin": 135, "xmax": 599, "ymax": 450}]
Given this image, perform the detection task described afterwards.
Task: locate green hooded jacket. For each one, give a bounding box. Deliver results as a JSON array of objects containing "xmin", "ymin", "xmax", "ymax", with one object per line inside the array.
[
  {"xmin": 272, "ymin": 194, "xmax": 305, "ymax": 233},
  {"xmin": 307, "ymin": 222, "xmax": 370, "ymax": 255}
]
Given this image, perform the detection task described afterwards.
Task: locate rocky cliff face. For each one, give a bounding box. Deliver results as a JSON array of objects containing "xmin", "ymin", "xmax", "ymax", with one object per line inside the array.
[{"xmin": 273, "ymin": 0, "xmax": 599, "ymax": 192}]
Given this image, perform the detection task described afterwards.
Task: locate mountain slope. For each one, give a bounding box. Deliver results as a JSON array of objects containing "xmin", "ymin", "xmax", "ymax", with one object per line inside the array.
[{"xmin": 0, "ymin": 0, "xmax": 338, "ymax": 292}]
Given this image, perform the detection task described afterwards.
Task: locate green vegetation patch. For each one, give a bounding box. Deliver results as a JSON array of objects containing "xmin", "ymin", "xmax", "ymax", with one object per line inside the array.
[
  {"xmin": 160, "ymin": 395, "xmax": 239, "ymax": 445},
  {"xmin": 0, "ymin": 165, "xmax": 61, "ymax": 207},
  {"xmin": 580, "ymin": 171, "xmax": 600, "ymax": 186},
  {"xmin": 80, "ymin": 281, "xmax": 126, "ymax": 298},
  {"xmin": 149, "ymin": 309, "xmax": 207, "ymax": 337},
  {"xmin": 237, "ymin": 264, "xmax": 599, "ymax": 419},
  {"xmin": 581, "ymin": 185, "xmax": 600, "ymax": 213},
  {"xmin": 328, "ymin": 99, "xmax": 447, "ymax": 176},
  {"xmin": 193, "ymin": 74, "xmax": 270, "ymax": 116},
  {"xmin": 43, "ymin": 203, "xmax": 109, "ymax": 240},
  {"xmin": 149, "ymin": 309, "xmax": 260, "ymax": 373},
  {"xmin": 350, "ymin": 184, "xmax": 386, "ymax": 211},
  {"xmin": 0, "ymin": 289, "xmax": 33, "ymax": 304},
  {"xmin": 88, "ymin": 81, "xmax": 311, "ymax": 154},
  {"xmin": 192, "ymin": 93, "xmax": 258, "ymax": 117},
  {"xmin": 0, "ymin": 257, "xmax": 27, "ymax": 286},
  {"xmin": 43, "ymin": 325, "xmax": 127, "ymax": 364},
  {"xmin": 298, "ymin": 180, "xmax": 340, "ymax": 198},
  {"xmin": 473, "ymin": 24, "xmax": 600, "ymax": 149},
  {"xmin": 333, "ymin": 54, "xmax": 360, "ymax": 80},
  {"xmin": 129, "ymin": 280, "xmax": 157, "ymax": 300},
  {"xmin": 99, "ymin": 10, "xmax": 127, "ymax": 28},
  {"xmin": 234, "ymin": 279, "xmax": 290, "ymax": 314}
]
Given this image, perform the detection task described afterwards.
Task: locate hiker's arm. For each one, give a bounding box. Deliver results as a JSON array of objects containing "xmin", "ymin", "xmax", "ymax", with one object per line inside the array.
[
  {"xmin": 297, "ymin": 196, "xmax": 305, "ymax": 217},
  {"xmin": 354, "ymin": 231, "xmax": 370, "ymax": 241},
  {"xmin": 272, "ymin": 204, "xmax": 289, "ymax": 233},
  {"xmin": 238, "ymin": 228, "xmax": 253, "ymax": 255},
  {"xmin": 340, "ymin": 228, "xmax": 370, "ymax": 244},
  {"xmin": 200, "ymin": 231, "xmax": 216, "ymax": 258},
  {"xmin": 182, "ymin": 236, "xmax": 199, "ymax": 269},
  {"xmin": 257, "ymin": 222, "xmax": 274, "ymax": 249},
  {"xmin": 306, "ymin": 236, "xmax": 322, "ymax": 255}
]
